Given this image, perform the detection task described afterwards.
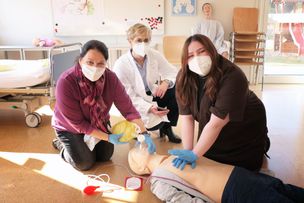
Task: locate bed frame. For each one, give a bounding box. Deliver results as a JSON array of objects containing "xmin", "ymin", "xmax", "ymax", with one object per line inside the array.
[{"xmin": 0, "ymin": 43, "xmax": 82, "ymax": 127}]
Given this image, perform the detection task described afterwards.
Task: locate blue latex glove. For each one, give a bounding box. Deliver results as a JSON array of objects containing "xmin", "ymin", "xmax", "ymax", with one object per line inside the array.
[
  {"xmin": 172, "ymin": 158, "xmax": 188, "ymax": 170},
  {"xmin": 168, "ymin": 149, "xmax": 198, "ymax": 170},
  {"xmin": 108, "ymin": 133, "xmax": 127, "ymax": 145},
  {"xmin": 137, "ymin": 134, "xmax": 156, "ymax": 154}
]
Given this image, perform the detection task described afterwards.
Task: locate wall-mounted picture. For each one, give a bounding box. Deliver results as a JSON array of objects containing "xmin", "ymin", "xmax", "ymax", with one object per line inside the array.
[
  {"xmin": 52, "ymin": 0, "xmax": 164, "ymax": 36},
  {"xmin": 171, "ymin": 0, "xmax": 196, "ymax": 16}
]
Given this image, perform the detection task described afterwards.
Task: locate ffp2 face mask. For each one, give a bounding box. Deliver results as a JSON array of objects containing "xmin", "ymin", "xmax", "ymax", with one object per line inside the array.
[
  {"xmin": 81, "ymin": 64, "xmax": 105, "ymax": 82},
  {"xmin": 132, "ymin": 42, "xmax": 149, "ymax": 57},
  {"xmin": 188, "ymin": 55, "xmax": 212, "ymax": 76}
]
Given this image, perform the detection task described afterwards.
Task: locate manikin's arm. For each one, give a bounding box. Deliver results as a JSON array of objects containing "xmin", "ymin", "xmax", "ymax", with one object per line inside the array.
[
  {"xmin": 180, "ymin": 115, "xmax": 195, "ymax": 150},
  {"xmin": 214, "ymin": 23, "xmax": 225, "ymax": 49},
  {"xmin": 193, "ymin": 113, "xmax": 229, "ymax": 157},
  {"xmin": 214, "ymin": 22, "xmax": 229, "ymax": 55}
]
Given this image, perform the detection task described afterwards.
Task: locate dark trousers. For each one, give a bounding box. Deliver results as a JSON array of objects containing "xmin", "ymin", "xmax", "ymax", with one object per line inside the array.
[
  {"xmin": 55, "ymin": 130, "xmax": 114, "ymax": 171},
  {"xmin": 222, "ymin": 166, "xmax": 304, "ymax": 203},
  {"xmin": 148, "ymin": 85, "xmax": 179, "ymax": 127}
]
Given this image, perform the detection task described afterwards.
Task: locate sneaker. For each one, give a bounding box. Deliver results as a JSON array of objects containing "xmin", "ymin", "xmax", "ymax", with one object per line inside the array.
[{"xmin": 52, "ymin": 138, "xmax": 63, "ymax": 151}]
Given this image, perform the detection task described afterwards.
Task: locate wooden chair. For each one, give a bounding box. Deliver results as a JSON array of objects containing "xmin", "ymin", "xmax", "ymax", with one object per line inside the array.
[
  {"xmin": 231, "ymin": 7, "xmax": 266, "ymax": 88},
  {"xmin": 162, "ymin": 35, "xmax": 187, "ymax": 67},
  {"xmin": 233, "ymin": 7, "xmax": 259, "ymax": 32}
]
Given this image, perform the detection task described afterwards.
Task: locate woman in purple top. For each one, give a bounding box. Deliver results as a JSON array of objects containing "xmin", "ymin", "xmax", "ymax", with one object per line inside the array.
[{"xmin": 52, "ymin": 40, "xmax": 155, "ymax": 171}]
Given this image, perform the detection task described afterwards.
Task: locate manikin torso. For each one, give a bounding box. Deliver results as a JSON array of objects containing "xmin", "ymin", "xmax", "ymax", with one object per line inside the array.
[
  {"xmin": 149, "ymin": 155, "xmax": 234, "ymax": 203},
  {"xmin": 128, "ymin": 146, "xmax": 234, "ymax": 202}
]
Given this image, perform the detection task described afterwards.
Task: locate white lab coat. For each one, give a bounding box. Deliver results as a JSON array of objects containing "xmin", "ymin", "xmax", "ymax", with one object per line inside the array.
[
  {"xmin": 112, "ymin": 48, "xmax": 178, "ymax": 128},
  {"xmin": 191, "ymin": 19, "xmax": 228, "ymax": 55}
]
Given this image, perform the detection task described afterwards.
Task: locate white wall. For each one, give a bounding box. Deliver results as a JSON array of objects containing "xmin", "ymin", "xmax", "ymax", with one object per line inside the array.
[
  {"xmin": 0, "ymin": 0, "xmax": 259, "ymax": 46},
  {"xmin": 0, "ymin": 1, "xmax": 54, "ymax": 45}
]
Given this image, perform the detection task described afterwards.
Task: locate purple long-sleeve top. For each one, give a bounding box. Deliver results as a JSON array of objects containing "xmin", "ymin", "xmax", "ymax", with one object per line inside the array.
[{"xmin": 52, "ymin": 64, "xmax": 141, "ymax": 135}]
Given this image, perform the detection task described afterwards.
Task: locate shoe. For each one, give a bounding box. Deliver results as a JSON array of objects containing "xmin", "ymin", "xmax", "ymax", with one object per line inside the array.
[
  {"xmin": 52, "ymin": 138, "xmax": 63, "ymax": 151},
  {"xmin": 159, "ymin": 126, "xmax": 166, "ymax": 138},
  {"xmin": 160, "ymin": 126, "xmax": 181, "ymax": 143}
]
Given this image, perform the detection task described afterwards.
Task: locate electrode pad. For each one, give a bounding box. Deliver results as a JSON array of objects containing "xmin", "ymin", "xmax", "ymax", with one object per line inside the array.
[{"xmin": 125, "ymin": 177, "xmax": 143, "ymax": 191}]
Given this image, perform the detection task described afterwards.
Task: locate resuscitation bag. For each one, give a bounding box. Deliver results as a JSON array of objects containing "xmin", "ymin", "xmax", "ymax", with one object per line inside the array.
[{"xmin": 111, "ymin": 120, "xmax": 140, "ymax": 142}]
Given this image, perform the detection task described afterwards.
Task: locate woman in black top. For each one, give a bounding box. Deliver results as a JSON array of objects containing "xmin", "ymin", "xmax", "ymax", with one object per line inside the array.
[{"xmin": 169, "ymin": 34, "xmax": 269, "ymax": 171}]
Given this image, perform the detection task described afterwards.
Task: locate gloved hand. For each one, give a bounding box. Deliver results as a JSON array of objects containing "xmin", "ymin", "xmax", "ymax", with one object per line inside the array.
[
  {"xmin": 168, "ymin": 149, "xmax": 198, "ymax": 170},
  {"xmin": 172, "ymin": 158, "xmax": 189, "ymax": 170},
  {"xmin": 137, "ymin": 134, "xmax": 156, "ymax": 154},
  {"xmin": 108, "ymin": 133, "xmax": 128, "ymax": 145}
]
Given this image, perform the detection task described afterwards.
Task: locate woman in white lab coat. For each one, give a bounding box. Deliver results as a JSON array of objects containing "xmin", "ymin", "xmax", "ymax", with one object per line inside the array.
[
  {"xmin": 191, "ymin": 3, "xmax": 228, "ymax": 58},
  {"xmin": 113, "ymin": 23, "xmax": 181, "ymax": 143}
]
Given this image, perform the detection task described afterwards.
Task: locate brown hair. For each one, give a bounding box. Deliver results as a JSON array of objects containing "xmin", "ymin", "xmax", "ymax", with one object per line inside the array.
[
  {"xmin": 202, "ymin": 3, "xmax": 212, "ymax": 11},
  {"xmin": 176, "ymin": 34, "xmax": 223, "ymax": 107}
]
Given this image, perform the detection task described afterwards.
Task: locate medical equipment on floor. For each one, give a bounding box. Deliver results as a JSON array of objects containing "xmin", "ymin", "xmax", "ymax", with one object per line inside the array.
[
  {"xmin": 83, "ymin": 173, "xmax": 122, "ymax": 195},
  {"xmin": 83, "ymin": 135, "xmax": 149, "ymax": 195},
  {"xmin": 83, "ymin": 163, "xmax": 146, "ymax": 195}
]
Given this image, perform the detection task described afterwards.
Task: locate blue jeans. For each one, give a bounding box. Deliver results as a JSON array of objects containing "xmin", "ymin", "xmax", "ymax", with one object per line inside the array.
[{"xmin": 55, "ymin": 130, "xmax": 114, "ymax": 171}]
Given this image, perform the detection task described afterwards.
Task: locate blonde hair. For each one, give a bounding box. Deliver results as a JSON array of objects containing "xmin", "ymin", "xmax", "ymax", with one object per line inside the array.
[{"xmin": 127, "ymin": 23, "xmax": 151, "ymax": 41}]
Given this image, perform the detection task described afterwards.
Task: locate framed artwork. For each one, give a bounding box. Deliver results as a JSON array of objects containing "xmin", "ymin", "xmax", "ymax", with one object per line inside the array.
[
  {"xmin": 171, "ymin": 0, "xmax": 196, "ymax": 16},
  {"xmin": 51, "ymin": 0, "xmax": 164, "ymax": 36}
]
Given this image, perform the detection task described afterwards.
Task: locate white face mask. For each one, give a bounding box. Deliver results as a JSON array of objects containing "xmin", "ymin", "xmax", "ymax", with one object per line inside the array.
[
  {"xmin": 188, "ymin": 55, "xmax": 212, "ymax": 76},
  {"xmin": 132, "ymin": 42, "xmax": 149, "ymax": 57},
  {"xmin": 81, "ymin": 64, "xmax": 105, "ymax": 82}
]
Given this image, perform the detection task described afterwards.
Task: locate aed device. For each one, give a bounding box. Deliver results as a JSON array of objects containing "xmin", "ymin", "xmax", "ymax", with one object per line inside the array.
[{"xmin": 125, "ymin": 177, "xmax": 143, "ymax": 191}]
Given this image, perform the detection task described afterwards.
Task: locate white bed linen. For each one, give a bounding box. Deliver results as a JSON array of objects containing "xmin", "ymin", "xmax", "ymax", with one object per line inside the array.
[{"xmin": 0, "ymin": 59, "xmax": 50, "ymax": 88}]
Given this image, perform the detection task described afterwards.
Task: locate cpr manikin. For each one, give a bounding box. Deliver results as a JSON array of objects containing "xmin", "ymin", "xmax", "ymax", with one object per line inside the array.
[
  {"xmin": 128, "ymin": 145, "xmax": 232, "ymax": 202},
  {"xmin": 128, "ymin": 147, "xmax": 304, "ymax": 203},
  {"xmin": 191, "ymin": 3, "xmax": 228, "ymax": 58}
]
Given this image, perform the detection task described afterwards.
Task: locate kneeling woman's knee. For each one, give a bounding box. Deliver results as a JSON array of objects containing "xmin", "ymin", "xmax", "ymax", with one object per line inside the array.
[
  {"xmin": 73, "ymin": 156, "xmax": 95, "ymax": 171},
  {"xmin": 95, "ymin": 141, "xmax": 114, "ymax": 162}
]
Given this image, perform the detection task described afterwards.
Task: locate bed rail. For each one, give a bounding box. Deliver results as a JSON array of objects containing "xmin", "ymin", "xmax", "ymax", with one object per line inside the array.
[
  {"xmin": 0, "ymin": 43, "xmax": 82, "ymax": 127},
  {"xmin": 0, "ymin": 43, "xmax": 82, "ymax": 95},
  {"xmin": 48, "ymin": 43, "xmax": 82, "ymax": 88}
]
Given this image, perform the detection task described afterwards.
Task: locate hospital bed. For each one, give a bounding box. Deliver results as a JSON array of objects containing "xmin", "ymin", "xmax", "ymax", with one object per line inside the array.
[{"xmin": 0, "ymin": 43, "xmax": 82, "ymax": 127}]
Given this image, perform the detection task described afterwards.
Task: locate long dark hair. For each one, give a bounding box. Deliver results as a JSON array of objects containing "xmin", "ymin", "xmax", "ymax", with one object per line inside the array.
[{"xmin": 176, "ymin": 34, "xmax": 223, "ymax": 107}]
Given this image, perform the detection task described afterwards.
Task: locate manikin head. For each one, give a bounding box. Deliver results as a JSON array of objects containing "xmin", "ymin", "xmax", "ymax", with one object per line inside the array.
[
  {"xmin": 202, "ymin": 3, "xmax": 213, "ymax": 19},
  {"xmin": 128, "ymin": 147, "xmax": 167, "ymax": 175}
]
